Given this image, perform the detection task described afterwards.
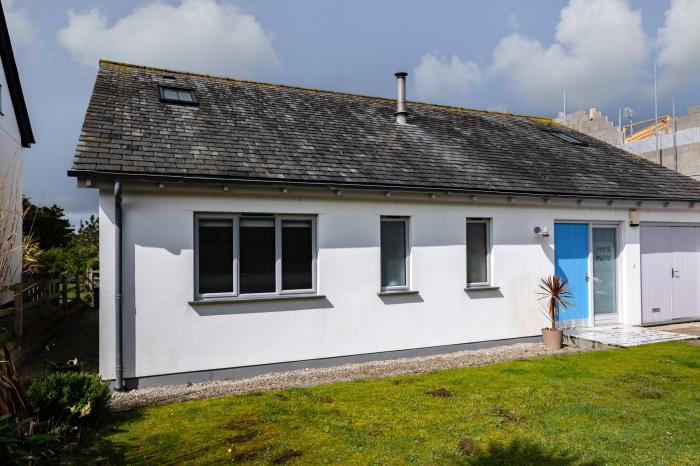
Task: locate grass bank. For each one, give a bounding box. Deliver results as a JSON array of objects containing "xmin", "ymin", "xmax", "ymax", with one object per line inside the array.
[{"xmin": 69, "ymin": 341, "xmax": 699, "ymax": 465}]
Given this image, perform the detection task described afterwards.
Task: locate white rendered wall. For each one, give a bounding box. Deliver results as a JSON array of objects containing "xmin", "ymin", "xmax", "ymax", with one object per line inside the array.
[
  {"xmin": 0, "ymin": 62, "xmax": 24, "ymax": 299},
  {"xmin": 98, "ymin": 190, "xmax": 115, "ymax": 378},
  {"xmin": 97, "ymin": 186, "xmax": 700, "ymax": 379}
]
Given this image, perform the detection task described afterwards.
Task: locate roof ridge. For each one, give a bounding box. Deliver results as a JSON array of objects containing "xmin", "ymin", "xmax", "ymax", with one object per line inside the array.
[{"xmin": 98, "ymin": 59, "xmax": 552, "ymax": 123}]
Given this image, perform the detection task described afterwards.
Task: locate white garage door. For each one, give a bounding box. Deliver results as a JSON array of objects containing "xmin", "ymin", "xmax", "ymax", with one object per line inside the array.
[{"xmin": 641, "ymin": 226, "xmax": 700, "ymax": 324}]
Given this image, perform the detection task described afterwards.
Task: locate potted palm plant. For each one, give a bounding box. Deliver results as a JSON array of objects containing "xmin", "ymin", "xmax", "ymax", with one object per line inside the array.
[{"xmin": 537, "ymin": 275, "xmax": 573, "ymax": 350}]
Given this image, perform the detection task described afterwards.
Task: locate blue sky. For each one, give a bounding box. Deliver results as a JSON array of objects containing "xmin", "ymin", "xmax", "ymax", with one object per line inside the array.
[{"xmin": 5, "ymin": 0, "xmax": 700, "ymax": 224}]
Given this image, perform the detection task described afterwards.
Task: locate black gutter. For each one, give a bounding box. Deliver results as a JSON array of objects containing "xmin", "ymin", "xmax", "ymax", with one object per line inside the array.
[
  {"xmin": 0, "ymin": 3, "xmax": 34, "ymax": 147},
  {"xmin": 114, "ymin": 180, "xmax": 124, "ymax": 390},
  {"xmin": 67, "ymin": 169, "xmax": 700, "ymax": 204}
]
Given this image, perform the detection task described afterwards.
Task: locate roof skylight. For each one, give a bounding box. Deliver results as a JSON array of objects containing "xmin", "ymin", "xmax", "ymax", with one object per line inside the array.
[
  {"xmin": 159, "ymin": 86, "xmax": 198, "ymax": 105},
  {"xmin": 547, "ymin": 130, "xmax": 588, "ymax": 146}
]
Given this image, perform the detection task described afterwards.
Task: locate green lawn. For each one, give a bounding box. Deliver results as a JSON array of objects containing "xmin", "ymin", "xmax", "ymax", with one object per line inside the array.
[{"xmin": 70, "ymin": 342, "xmax": 699, "ymax": 465}]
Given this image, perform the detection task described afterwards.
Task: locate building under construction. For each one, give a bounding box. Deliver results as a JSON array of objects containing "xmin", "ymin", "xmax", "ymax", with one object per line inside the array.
[{"xmin": 555, "ymin": 105, "xmax": 700, "ymax": 180}]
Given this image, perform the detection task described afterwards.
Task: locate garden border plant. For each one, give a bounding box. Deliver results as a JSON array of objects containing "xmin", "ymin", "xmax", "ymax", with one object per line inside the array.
[
  {"xmin": 26, "ymin": 371, "xmax": 111, "ymax": 433},
  {"xmin": 537, "ymin": 275, "xmax": 573, "ymax": 350}
]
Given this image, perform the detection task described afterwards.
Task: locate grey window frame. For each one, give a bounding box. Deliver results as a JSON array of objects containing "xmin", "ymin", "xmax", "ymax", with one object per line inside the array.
[
  {"xmin": 380, "ymin": 216, "xmax": 410, "ymax": 291},
  {"xmin": 466, "ymin": 218, "xmax": 492, "ymax": 288},
  {"xmin": 194, "ymin": 213, "xmax": 317, "ymax": 300}
]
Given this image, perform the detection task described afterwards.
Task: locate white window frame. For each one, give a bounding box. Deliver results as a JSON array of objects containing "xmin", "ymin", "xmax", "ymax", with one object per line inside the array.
[
  {"xmin": 380, "ymin": 216, "xmax": 410, "ymax": 291},
  {"xmin": 466, "ymin": 218, "xmax": 492, "ymax": 288},
  {"xmin": 194, "ymin": 213, "xmax": 317, "ymax": 300}
]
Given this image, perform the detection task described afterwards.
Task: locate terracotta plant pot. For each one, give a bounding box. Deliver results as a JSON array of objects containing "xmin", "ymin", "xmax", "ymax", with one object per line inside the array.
[{"xmin": 541, "ymin": 328, "xmax": 563, "ymax": 351}]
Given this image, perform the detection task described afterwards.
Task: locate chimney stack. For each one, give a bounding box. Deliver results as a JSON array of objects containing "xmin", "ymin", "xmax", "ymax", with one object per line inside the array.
[{"xmin": 395, "ymin": 72, "xmax": 408, "ymax": 125}]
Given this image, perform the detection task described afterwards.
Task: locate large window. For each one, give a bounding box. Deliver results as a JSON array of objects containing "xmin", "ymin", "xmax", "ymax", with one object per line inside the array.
[
  {"xmin": 195, "ymin": 214, "xmax": 316, "ymax": 299},
  {"xmin": 466, "ymin": 218, "xmax": 491, "ymax": 287},
  {"xmin": 380, "ymin": 217, "xmax": 409, "ymax": 290}
]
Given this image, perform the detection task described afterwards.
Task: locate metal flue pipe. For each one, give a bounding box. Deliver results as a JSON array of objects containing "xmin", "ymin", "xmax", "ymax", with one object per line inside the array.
[{"xmin": 395, "ymin": 72, "xmax": 408, "ymax": 125}]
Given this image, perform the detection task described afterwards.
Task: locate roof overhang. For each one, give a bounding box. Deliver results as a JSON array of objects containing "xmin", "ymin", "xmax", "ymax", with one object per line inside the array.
[
  {"xmin": 0, "ymin": 4, "xmax": 34, "ymax": 147},
  {"xmin": 67, "ymin": 168, "xmax": 700, "ymax": 204}
]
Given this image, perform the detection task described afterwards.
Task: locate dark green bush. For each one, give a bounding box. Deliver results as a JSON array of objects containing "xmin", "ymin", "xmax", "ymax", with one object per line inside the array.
[{"xmin": 26, "ymin": 372, "xmax": 110, "ymax": 428}]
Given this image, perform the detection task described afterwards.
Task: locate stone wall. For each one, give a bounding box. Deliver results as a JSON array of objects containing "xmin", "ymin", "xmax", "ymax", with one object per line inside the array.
[
  {"xmin": 554, "ymin": 108, "xmax": 622, "ymax": 146},
  {"xmin": 635, "ymin": 143, "xmax": 700, "ymax": 180}
]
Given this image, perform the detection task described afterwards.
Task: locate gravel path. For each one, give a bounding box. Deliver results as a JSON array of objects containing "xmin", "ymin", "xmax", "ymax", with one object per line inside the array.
[{"xmin": 112, "ymin": 342, "xmax": 590, "ymax": 411}]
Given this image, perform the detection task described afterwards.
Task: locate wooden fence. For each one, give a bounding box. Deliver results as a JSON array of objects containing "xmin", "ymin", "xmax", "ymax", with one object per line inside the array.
[{"xmin": 0, "ymin": 273, "xmax": 85, "ymax": 341}]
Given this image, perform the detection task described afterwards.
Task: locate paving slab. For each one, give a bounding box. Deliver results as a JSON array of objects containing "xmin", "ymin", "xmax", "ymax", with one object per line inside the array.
[
  {"xmin": 652, "ymin": 322, "xmax": 700, "ymax": 337},
  {"xmin": 564, "ymin": 325, "xmax": 697, "ymax": 348}
]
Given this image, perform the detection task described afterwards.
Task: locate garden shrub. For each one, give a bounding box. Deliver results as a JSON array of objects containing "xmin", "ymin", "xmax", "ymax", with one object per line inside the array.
[
  {"xmin": 0, "ymin": 414, "xmax": 56, "ymax": 464},
  {"xmin": 26, "ymin": 372, "xmax": 110, "ymax": 428}
]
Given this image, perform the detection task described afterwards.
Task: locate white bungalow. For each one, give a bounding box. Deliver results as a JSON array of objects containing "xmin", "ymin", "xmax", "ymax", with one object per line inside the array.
[{"xmin": 70, "ymin": 61, "xmax": 700, "ymax": 388}]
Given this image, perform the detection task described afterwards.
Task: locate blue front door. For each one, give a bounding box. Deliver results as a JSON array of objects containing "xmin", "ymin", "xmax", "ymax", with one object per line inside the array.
[{"xmin": 554, "ymin": 223, "xmax": 589, "ymax": 322}]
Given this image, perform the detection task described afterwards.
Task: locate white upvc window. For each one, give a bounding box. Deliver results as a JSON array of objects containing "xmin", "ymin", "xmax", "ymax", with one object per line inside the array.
[
  {"xmin": 466, "ymin": 218, "xmax": 492, "ymax": 287},
  {"xmin": 194, "ymin": 213, "xmax": 317, "ymax": 300},
  {"xmin": 380, "ymin": 216, "xmax": 410, "ymax": 291}
]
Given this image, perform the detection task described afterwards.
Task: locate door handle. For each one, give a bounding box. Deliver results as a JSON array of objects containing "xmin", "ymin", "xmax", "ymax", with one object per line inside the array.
[
  {"xmin": 585, "ymin": 272, "xmax": 590, "ymax": 282},
  {"xmin": 672, "ymin": 268, "xmax": 680, "ymax": 278}
]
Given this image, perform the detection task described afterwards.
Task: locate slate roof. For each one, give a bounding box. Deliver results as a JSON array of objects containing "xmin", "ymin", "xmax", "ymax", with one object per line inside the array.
[{"xmin": 69, "ymin": 60, "xmax": 700, "ymax": 201}]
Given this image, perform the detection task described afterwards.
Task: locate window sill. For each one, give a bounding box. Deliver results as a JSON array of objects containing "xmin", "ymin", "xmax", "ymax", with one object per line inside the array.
[
  {"xmin": 464, "ymin": 286, "xmax": 500, "ymax": 292},
  {"xmin": 190, "ymin": 293, "xmax": 325, "ymax": 305},
  {"xmin": 377, "ymin": 289, "xmax": 420, "ymax": 296}
]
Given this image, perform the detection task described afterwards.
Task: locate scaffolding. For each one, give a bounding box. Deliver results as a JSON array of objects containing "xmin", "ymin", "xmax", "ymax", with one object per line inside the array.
[{"xmin": 623, "ymin": 115, "xmax": 671, "ymax": 143}]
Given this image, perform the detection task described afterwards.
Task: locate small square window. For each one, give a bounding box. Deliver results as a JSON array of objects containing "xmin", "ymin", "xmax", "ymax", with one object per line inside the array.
[{"xmin": 159, "ymin": 86, "xmax": 198, "ymax": 105}]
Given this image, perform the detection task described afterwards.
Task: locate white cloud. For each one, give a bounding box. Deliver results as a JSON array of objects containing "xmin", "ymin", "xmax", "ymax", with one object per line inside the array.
[
  {"xmin": 413, "ymin": 53, "xmax": 481, "ymax": 102},
  {"xmin": 3, "ymin": 0, "xmax": 40, "ymax": 48},
  {"xmin": 657, "ymin": 0, "xmax": 700, "ymax": 93},
  {"xmin": 491, "ymin": 0, "xmax": 647, "ymax": 109},
  {"xmin": 58, "ymin": 0, "xmax": 278, "ymax": 78}
]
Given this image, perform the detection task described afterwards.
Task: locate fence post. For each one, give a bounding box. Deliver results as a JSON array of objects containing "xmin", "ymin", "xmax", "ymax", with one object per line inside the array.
[
  {"xmin": 75, "ymin": 275, "xmax": 81, "ymax": 305},
  {"xmin": 62, "ymin": 276, "xmax": 68, "ymax": 311},
  {"xmin": 13, "ymin": 282, "xmax": 23, "ymax": 339},
  {"xmin": 42, "ymin": 275, "xmax": 50, "ymax": 316}
]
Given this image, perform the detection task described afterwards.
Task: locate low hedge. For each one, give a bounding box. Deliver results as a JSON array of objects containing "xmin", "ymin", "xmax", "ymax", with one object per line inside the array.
[{"xmin": 26, "ymin": 372, "xmax": 111, "ymax": 429}]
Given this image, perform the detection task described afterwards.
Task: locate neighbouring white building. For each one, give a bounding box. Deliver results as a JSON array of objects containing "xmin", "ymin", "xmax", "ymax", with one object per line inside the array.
[
  {"xmin": 70, "ymin": 62, "xmax": 700, "ymax": 388},
  {"xmin": 0, "ymin": 5, "xmax": 34, "ymax": 300}
]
